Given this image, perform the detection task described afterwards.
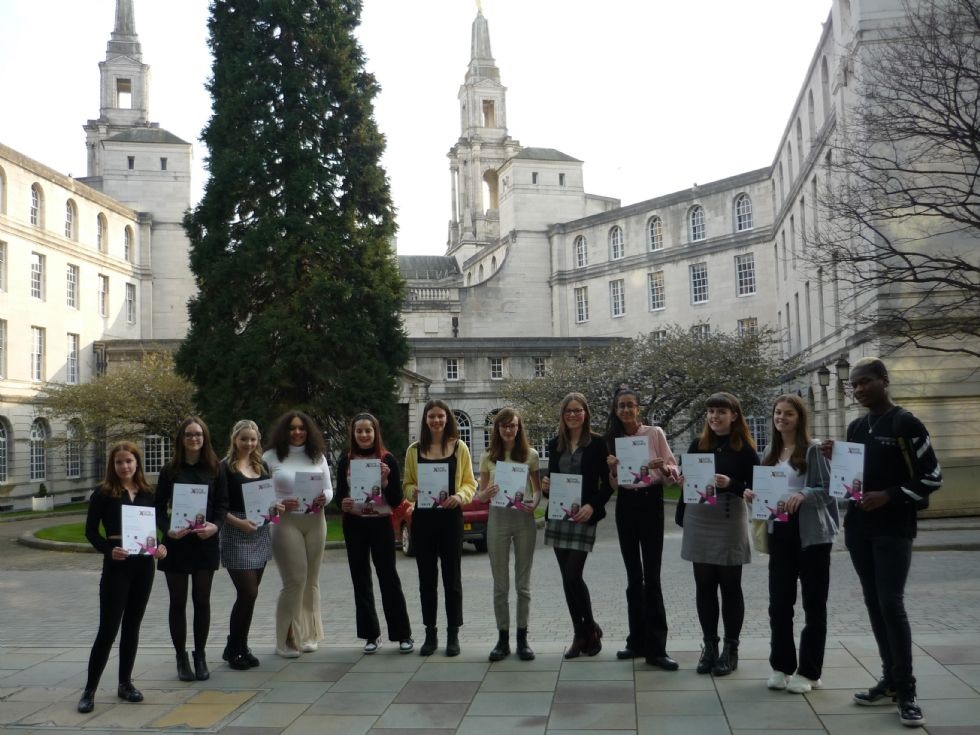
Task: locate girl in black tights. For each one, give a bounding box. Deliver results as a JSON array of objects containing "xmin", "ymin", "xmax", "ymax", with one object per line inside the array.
[{"xmin": 78, "ymin": 442, "xmax": 167, "ymax": 713}]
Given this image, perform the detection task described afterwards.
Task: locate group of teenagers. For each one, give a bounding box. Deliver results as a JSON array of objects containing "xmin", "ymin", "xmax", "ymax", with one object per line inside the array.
[{"xmin": 77, "ymin": 356, "xmax": 941, "ymax": 729}]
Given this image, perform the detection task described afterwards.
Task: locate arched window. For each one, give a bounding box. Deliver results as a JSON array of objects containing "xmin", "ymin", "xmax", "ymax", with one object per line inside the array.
[
  {"xmin": 66, "ymin": 420, "xmax": 83, "ymax": 479},
  {"xmin": 734, "ymin": 194, "xmax": 753, "ymax": 232},
  {"xmin": 30, "ymin": 183, "xmax": 43, "ymax": 226},
  {"xmin": 453, "ymin": 411, "xmax": 472, "ymax": 449},
  {"xmin": 778, "ymin": 162, "xmax": 786, "ymax": 204},
  {"xmin": 466, "ymin": 271, "xmax": 472, "ymax": 286},
  {"xmin": 65, "ymin": 200, "xmax": 77, "ymax": 240},
  {"xmin": 0, "ymin": 419, "xmax": 8, "ymax": 482},
  {"xmin": 478, "ymin": 264, "xmax": 484, "ymax": 281},
  {"xmin": 0, "ymin": 166, "xmax": 7, "ymax": 214},
  {"xmin": 788, "ymin": 141, "xmax": 795, "ymax": 183},
  {"xmin": 483, "ymin": 409, "xmax": 500, "ymax": 450},
  {"xmin": 647, "ymin": 216, "xmax": 663, "ymax": 251},
  {"xmin": 820, "ymin": 56, "xmax": 831, "ymax": 119},
  {"xmin": 30, "ymin": 419, "xmax": 48, "ymax": 481},
  {"xmin": 96, "ymin": 213, "xmax": 108, "ymax": 252},
  {"xmin": 574, "ymin": 235, "xmax": 588, "ymax": 268},
  {"xmin": 124, "ymin": 226, "xmax": 134, "ymax": 261},
  {"xmin": 688, "ymin": 205, "xmax": 706, "ymax": 243},
  {"xmin": 796, "ymin": 118, "xmax": 804, "ymax": 164},
  {"xmin": 807, "ymin": 90, "xmax": 816, "ymax": 140},
  {"xmin": 608, "ymin": 226, "xmax": 624, "ymax": 260},
  {"xmin": 491, "ymin": 255, "xmax": 497, "ymax": 273}
]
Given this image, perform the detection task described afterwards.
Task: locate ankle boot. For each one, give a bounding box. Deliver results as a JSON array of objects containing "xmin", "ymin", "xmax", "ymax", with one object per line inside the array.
[
  {"xmin": 420, "ymin": 626, "xmax": 438, "ymax": 656},
  {"xmin": 696, "ymin": 637, "xmax": 719, "ymax": 675},
  {"xmin": 226, "ymin": 636, "xmax": 250, "ymax": 671},
  {"xmin": 242, "ymin": 636, "xmax": 260, "ymax": 668},
  {"xmin": 713, "ymin": 639, "xmax": 739, "ymax": 676},
  {"xmin": 77, "ymin": 688, "xmax": 95, "ymax": 713},
  {"xmin": 192, "ymin": 650, "xmax": 210, "ymax": 681},
  {"xmin": 564, "ymin": 624, "xmax": 585, "ymax": 659},
  {"xmin": 516, "ymin": 627, "xmax": 535, "ymax": 661},
  {"xmin": 489, "ymin": 630, "xmax": 510, "ymax": 661},
  {"xmin": 176, "ymin": 650, "xmax": 195, "ymax": 682},
  {"xmin": 446, "ymin": 627, "xmax": 461, "ymax": 657},
  {"xmin": 222, "ymin": 635, "xmax": 234, "ymax": 662},
  {"xmin": 584, "ymin": 622, "xmax": 603, "ymax": 657}
]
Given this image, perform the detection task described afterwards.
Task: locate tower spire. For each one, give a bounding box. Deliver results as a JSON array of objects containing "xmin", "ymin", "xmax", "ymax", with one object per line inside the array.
[
  {"xmin": 467, "ymin": 9, "xmax": 498, "ymax": 83},
  {"xmin": 107, "ymin": 0, "xmax": 141, "ymax": 59}
]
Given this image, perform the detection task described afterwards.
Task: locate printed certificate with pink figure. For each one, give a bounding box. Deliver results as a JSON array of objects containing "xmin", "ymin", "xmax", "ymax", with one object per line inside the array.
[
  {"xmin": 547, "ymin": 473, "xmax": 583, "ymax": 522},
  {"xmin": 751, "ymin": 466, "xmax": 791, "ymax": 522},
  {"xmin": 122, "ymin": 505, "xmax": 157, "ymax": 555},
  {"xmin": 417, "ymin": 463, "xmax": 450, "ymax": 509},
  {"xmin": 350, "ymin": 459, "xmax": 390, "ymax": 516},
  {"xmin": 615, "ymin": 436, "xmax": 651, "ymax": 486},
  {"xmin": 292, "ymin": 471, "xmax": 325, "ymax": 513},
  {"xmin": 830, "ymin": 441, "xmax": 865, "ymax": 500},
  {"xmin": 169, "ymin": 483, "xmax": 209, "ymax": 532},
  {"xmin": 242, "ymin": 478, "xmax": 277, "ymax": 526},
  {"xmin": 492, "ymin": 461, "xmax": 530, "ymax": 510},
  {"xmin": 681, "ymin": 454, "xmax": 716, "ymax": 504}
]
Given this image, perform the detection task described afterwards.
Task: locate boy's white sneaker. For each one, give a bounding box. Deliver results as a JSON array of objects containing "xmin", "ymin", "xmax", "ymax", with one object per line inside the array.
[
  {"xmin": 767, "ymin": 671, "xmax": 789, "ymax": 690},
  {"xmin": 787, "ymin": 673, "xmax": 821, "ymax": 693}
]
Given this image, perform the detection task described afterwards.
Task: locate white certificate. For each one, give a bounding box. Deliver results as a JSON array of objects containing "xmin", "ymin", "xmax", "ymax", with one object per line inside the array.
[
  {"xmin": 349, "ymin": 459, "xmax": 390, "ymax": 516},
  {"xmin": 292, "ymin": 471, "xmax": 325, "ymax": 513},
  {"xmin": 170, "ymin": 483, "xmax": 209, "ymax": 532},
  {"xmin": 492, "ymin": 461, "xmax": 530, "ymax": 510},
  {"xmin": 122, "ymin": 505, "xmax": 157, "ymax": 555},
  {"xmin": 751, "ymin": 466, "xmax": 791, "ymax": 522},
  {"xmin": 417, "ymin": 463, "xmax": 450, "ymax": 509},
  {"xmin": 547, "ymin": 473, "xmax": 583, "ymax": 522},
  {"xmin": 242, "ymin": 478, "xmax": 277, "ymax": 526},
  {"xmin": 615, "ymin": 436, "xmax": 651, "ymax": 486},
  {"xmin": 681, "ymin": 454, "xmax": 716, "ymax": 504},
  {"xmin": 829, "ymin": 441, "xmax": 865, "ymax": 500}
]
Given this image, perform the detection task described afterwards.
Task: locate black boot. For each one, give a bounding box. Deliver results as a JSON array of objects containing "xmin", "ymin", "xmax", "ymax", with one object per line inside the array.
[
  {"xmin": 489, "ymin": 630, "xmax": 510, "ymax": 661},
  {"xmin": 77, "ymin": 689, "xmax": 95, "ymax": 713},
  {"xmin": 226, "ymin": 636, "xmax": 251, "ymax": 671},
  {"xmin": 446, "ymin": 627, "xmax": 461, "ymax": 657},
  {"xmin": 419, "ymin": 626, "xmax": 438, "ymax": 656},
  {"xmin": 242, "ymin": 636, "xmax": 260, "ymax": 668},
  {"xmin": 584, "ymin": 622, "xmax": 603, "ymax": 657},
  {"xmin": 222, "ymin": 635, "xmax": 234, "ymax": 662},
  {"xmin": 516, "ymin": 628, "xmax": 535, "ymax": 661},
  {"xmin": 713, "ymin": 639, "xmax": 738, "ymax": 677},
  {"xmin": 176, "ymin": 650, "xmax": 195, "ymax": 682},
  {"xmin": 192, "ymin": 650, "xmax": 210, "ymax": 681},
  {"xmin": 696, "ymin": 637, "xmax": 719, "ymax": 675}
]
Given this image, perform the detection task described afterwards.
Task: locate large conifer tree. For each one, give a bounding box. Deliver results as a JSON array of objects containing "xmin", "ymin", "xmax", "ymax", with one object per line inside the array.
[{"xmin": 177, "ymin": 0, "xmax": 408, "ymax": 451}]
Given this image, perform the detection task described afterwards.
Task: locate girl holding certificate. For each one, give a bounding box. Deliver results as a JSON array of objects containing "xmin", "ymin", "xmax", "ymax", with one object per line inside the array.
[
  {"xmin": 263, "ymin": 410, "xmax": 333, "ymax": 658},
  {"xmin": 604, "ymin": 387, "xmax": 680, "ymax": 671},
  {"xmin": 219, "ymin": 419, "xmax": 282, "ymax": 670},
  {"xmin": 477, "ymin": 408, "xmax": 541, "ymax": 662},
  {"xmin": 746, "ymin": 395, "xmax": 836, "ymax": 694},
  {"xmin": 541, "ymin": 392, "xmax": 612, "ymax": 659},
  {"xmin": 403, "ymin": 399, "xmax": 477, "ymax": 657},
  {"xmin": 78, "ymin": 442, "xmax": 167, "ymax": 714},
  {"xmin": 336, "ymin": 413, "xmax": 413, "ymax": 655},
  {"xmin": 679, "ymin": 393, "xmax": 758, "ymax": 677},
  {"xmin": 156, "ymin": 416, "xmax": 228, "ymax": 682}
]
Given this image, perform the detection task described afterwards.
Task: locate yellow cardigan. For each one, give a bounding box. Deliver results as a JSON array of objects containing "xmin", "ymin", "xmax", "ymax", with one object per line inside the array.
[{"xmin": 403, "ymin": 439, "xmax": 477, "ymax": 505}]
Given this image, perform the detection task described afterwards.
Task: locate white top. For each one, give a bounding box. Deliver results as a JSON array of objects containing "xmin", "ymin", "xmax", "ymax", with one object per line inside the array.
[
  {"xmin": 775, "ymin": 458, "xmax": 805, "ymax": 491},
  {"xmin": 262, "ymin": 444, "xmax": 334, "ymax": 503}
]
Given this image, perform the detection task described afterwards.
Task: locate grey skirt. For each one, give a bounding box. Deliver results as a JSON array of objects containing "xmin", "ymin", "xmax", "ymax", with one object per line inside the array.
[
  {"xmin": 680, "ymin": 493, "xmax": 751, "ymax": 566},
  {"xmin": 220, "ymin": 511, "xmax": 273, "ymax": 570},
  {"xmin": 544, "ymin": 518, "xmax": 597, "ymax": 552}
]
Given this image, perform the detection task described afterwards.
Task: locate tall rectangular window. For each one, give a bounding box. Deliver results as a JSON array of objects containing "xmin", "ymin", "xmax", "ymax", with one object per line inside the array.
[
  {"xmin": 746, "ymin": 416, "xmax": 769, "ymax": 450},
  {"xmin": 734, "ymin": 253, "xmax": 757, "ymax": 296},
  {"xmin": 533, "ymin": 357, "xmax": 547, "ymax": 378},
  {"xmin": 689, "ymin": 263, "xmax": 709, "ymax": 304},
  {"xmin": 531, "ymin": 171, "xmax": 538, "ymax": 184},
  {"xmin": 31, "ymin": 326, "xmax": 45, "ymax": 381},
  {"xmin": 445, "ymin": 358, "xmax": 460, "ymax": 381},
  {"xmin": 31, "ymin": 252, "xmax": 44, "ymax": 299},
  {"xmin": 127, "ymin": 156, "xmax": 135, "ymax": 170},
  {"xmin": 559, "ymin": 173, "xmax": 566, "ymax": 186},
  {"xmin": 98, "ymin": 275, "xmax": 109, "ymax": 317},
  {"xmin": 574, "ymin": 286, "xmax": 589, "ymax": 323},
  {"xmin": 0, "ymin": 319, "xmax": 6, "ymax": 378},
  {"xmin": 67, "ymin": 333, "xmax": 80, "ymax": 384},
  {"xmin": 126, "ymin": 283, "xmax": 136, "ymax": 323},
  {"xmin": 651, "ymin": 330, "xmax": 668, "ymax": 345},
  {"xmin": 0, "ymin": 241, "xmax": 6, "ymax": 291},
  {"xmin": 143, "ymin": 435, "xmax": 172, "ymax": 474},
  {"xmin": 805, "ymin": 282, "xmax": 813, "ymax": 347},
  {"xmin": 489, "ymin": 357, "xmax": 503, "ymax": 380},
  {"xmin": 160, "ymin": 157, "xmax": 168, "ymax": 171},
  {"xmin": 690, "ymin": 323, "xmax": 710, "ymax": 341},
  {"xmin": 66, "ymin": 264, "xmax": 79, "ymax": 308},
  {"xmin": 648, "ymin": 271, "xmax": 665, "ymax": 310},
  {"xmin": 609, "ymin": 279, "xmax": 625, "ymax": 317},
  {"xmin": 66, "ymin": 437, "xmax": 82, "ymax": 479}
]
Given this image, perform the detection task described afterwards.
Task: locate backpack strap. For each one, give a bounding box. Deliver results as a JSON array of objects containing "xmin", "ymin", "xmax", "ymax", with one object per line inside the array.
[{"xmin": 891, "ymin": 408, "xmax": 915, "ymax": 481}]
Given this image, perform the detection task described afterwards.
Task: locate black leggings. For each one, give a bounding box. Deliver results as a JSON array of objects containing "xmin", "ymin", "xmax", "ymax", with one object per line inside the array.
[
  {"xmin": 227, "ymin": 567, "xmax": 265, "ymax": 645},
  {"xmin": 692, "ymin": 562, "xmax": 744, "ymax": 641},
  {"xmin": 165, "ymin": 570, "xmax": 215, "ymax": 652},
  {"xmin": 554, "ymin": 547, "xmax": 595, "ymax": 633},
  {"xmin": 85, "ymin": 556, "xmax": 155, "ymax": 690}
]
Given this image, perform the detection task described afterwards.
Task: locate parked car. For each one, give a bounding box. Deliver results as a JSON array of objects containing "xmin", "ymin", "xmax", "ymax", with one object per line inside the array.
[{"xmin": 396, "ymin": 495, "xmax": 489, "ymax": 556}]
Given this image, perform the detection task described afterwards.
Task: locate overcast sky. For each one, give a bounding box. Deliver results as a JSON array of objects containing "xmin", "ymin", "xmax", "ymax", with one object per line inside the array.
[{"xmin": 0, "ymin": 0, "xmax": 832, "ymax": 255}]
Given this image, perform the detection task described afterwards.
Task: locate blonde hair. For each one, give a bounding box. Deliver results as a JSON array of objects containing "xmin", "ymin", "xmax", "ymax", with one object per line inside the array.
[{"xmin": 225, "ymin": 419, "xmax": 266, "ymax": 476}]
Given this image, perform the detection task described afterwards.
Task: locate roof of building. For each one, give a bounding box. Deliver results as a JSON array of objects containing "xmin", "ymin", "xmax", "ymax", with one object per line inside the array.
[
  {"xmin": 105, "ymin": 128, "xmax": 190, "ymax": 145},
  {"xmin": 398, "ymin": 255, "xmax": 461, "ymax": 280},
  {"xmin": 513, "ymin": 147, "xmax": 581, "ymax": 163}
]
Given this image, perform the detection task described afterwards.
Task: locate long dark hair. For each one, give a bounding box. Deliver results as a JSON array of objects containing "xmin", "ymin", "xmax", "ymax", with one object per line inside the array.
[
  {"xmin": 761, "ymin": 394, "xmax": 810, "ymax": 474},
  {"xmin": 267, "ymin": 410, "xmax": 327, "ymax": 463},
  {"xmin": 100, "ymin": 441, "xmax": 152, "ymax": 498},
  {"xmin": 488, "ymin": 407, "xmax": 530, "ymax": 464},
  {"xmin": 556, "ymin": 392, "xmax": 595, "ymax": 454},
  {"xmin": 170, "ymin": 415, "xmax": 220, "ymax": 476},
  {"xmin": 697, "ymin": 392, "xmax": 755, "ymax": 452},
  {"xmin": 348, "ymin": 412, "xmax": 388, "ymax": 458},
  {"xmin": 419, "ymin": 399, "xmax": 459, "ymax": 453},
  {"xmin": 603, "ymin": 386, "xmax": 641, "ymax": 451}
]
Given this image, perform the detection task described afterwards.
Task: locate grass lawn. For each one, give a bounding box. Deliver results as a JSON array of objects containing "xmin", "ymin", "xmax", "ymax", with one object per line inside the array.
[
  {"xmin": 35, "ymin": 517, "xmax": 347, "ymax": 545},
  {"xmin": 1, "ymin": 501, "xmax": 90, "ymax": 519}
]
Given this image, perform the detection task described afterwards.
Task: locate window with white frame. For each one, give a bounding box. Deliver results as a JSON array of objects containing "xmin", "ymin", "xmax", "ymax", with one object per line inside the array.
[
  {"xmin": 124, "ymin": 226, "xmax": 133, "ymax": 262},
  {"xmin": 0, "ymin": 319, "xmax": 6, "ymax": 378},
  {"xmin": 688, "ymin": 205, "xmax": 706, "ymax": 242},
  {"xmin": 533, "ymin": 357, "xmax": 547, "ymax": 378},
  {"xmin": 66, "ymin": 421, "xmax": 82, "ymax": 479},
  {"xmin": 734, "ymin": 253, "xmax": 757, "ymax": 296},
  {"xmin": 489, "ymin": 357, "xmax": 503, "ymax": 380},
  {"xmin": 30, "ymin": 326, "xmax": 45, "ymax": 381},
  {"xmin": 737, "ymin": 317, "xmax": 758, "ymax": 336},
  {"xmin": 30, "ymin": 184, "xmax": 41, "ymax": 226},
  {"xmin": 65, "ymin": 199, "xmax": 77, "ymax": 240},
  {"xmin": 609, "ymin": 279, "xmax": 625, "ymax": 317},
  {"xmin": 454, "ymin": 411, "xmax": 472, "ymax": 448},
  {"xmin": 648, "ymin": 271, "xmax": 665, "ymax": 311},
  {"xmin": 143, "ymin": 435, "xmax": 172, "ymax": 474},
  {"xmin": 126, "ymin": 283, "xmax": 136, "ymax": 323},
  {"xmin": 609, "ymin": 226, "xmax": 624, "ymax": 260},
  {"xmin": 67, "ymin": 264, "xmax": 79, "ymax": 308},
  {"xmin": 483, "ymin": 409, "xmax": 500, "ymax": 450},
  {"xmin": 67, "ymin": 333, "xmax": 80, "ymax": 384},
  {"xmin": 29, "ymin": 419, "xmax": 47, "ymax": 481},
  {"xmin": 574, "ymin": 236, "xmax": 588, "ymax": 268},
  {"xmin": 574, "ymin": 286, "xmax": 589, "ymax": 323},
  {"xmin": 651, "ymin": 329, "xmax": 668, "ymax": 345},
  {"xmin": 98, "ymin": 275, "xmax": 109, "ymax": 317},
  {"xmin": 96, "ymin": 214, "xmax": 108, "ymax": 253},
  {"xmin": 689, "ymin": 263, "xmax": 709, "ymax": 304},
  {"xmin": 445, "ymin": 358, "xmax": 461, "ymax": 381},
  {"xmin": 647, "ymin": 216, "xmax": 664, "ymax": 251},
  {"xmin": 31, "ymin": 252, "xmax": 44, "ymax": 299},
  {"xmin": 746, "ymin": 416, "xmax": 769, "ymax": 450},
  {"xmin": 0, "ymin": 241, "xmax": 5, "ymax": 291},
  {"xmin": 734, "ymin": 194, "xmax": 753, "ymax": 231},
  {"xmin": 0, "ymin": 420, "xmax": 7, "ymax": 482},
  {"xmin": 690, "ymin": 323, "xmax": 711, "ymax": 341}
]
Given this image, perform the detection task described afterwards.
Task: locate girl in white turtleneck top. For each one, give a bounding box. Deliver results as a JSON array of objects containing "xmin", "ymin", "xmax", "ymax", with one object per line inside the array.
[{"xmin": 262, "ymin": 411, "xmax": 333, "ymax": 658}]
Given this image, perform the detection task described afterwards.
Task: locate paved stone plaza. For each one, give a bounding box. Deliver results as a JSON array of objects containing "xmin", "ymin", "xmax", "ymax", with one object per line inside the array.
[{"xmin": 1, "ymin": 504, "xmax": 979, "ymax": 734}]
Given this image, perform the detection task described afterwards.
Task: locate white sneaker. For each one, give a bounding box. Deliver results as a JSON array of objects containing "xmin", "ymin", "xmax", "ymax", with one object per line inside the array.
[
  {"xmin": 363, "ymin": 638, "xmax": 381, "ymax": 654},
  {"xmin": 399, "ymin": 639, "xmax": 414, "ymax": 654},
  {"xmin": 300, "ymin": 641, "xmax": 318, "ymax": 653},
  {"xmin": 787, "ymin": 673, "xmax": 821, "ymax": 693},
  {"xmin": 768, "ymin": 671, "xmax": 789, "ymax": 690},
  {"xmin": 275, "ymin": 646, "xmax": 301, "ymax": 659}
]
